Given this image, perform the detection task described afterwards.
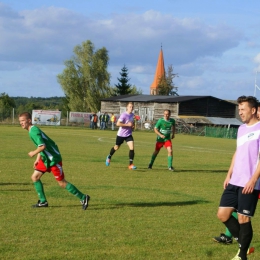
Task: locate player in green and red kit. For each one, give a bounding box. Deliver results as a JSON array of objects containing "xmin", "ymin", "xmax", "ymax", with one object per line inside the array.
[
  {"xmin": 19, "ymin": 112, "xmax": 90, "ymax": 209},
  {"xmin": 148, "ymin": 109, "xmax": 175, "ymax": 171}
]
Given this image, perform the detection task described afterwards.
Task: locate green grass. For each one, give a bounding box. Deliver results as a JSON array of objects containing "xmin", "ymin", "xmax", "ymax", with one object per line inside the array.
[{"xmin": 1, "ymin": 126, "xmax": 260, "ymax": 259}]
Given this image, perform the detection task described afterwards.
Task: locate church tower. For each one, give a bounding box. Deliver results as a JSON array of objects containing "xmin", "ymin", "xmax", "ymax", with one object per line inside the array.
[{"xmin": 150, "ymin": 47, "xmax": 165, "ymax": 95}]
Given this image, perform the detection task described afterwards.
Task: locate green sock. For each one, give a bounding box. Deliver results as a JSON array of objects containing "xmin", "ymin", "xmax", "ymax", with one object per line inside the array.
[
  {"xmin": 149, "ymin": 154, "xmax": 157, "ymax": 166},
  {"xmin": 65, "ymin": 182, "xmax": 85, "ymax": 200},
  {"xmin": 167, "ymin": 156, "xmax": 173, "ymax": 168},
  {"xmin": 225, "ymin": 212, "xmax": 238, "ymax": 238},
  {"xmin": 33, "ymin": 180, "xmax": 47, "ymax": 203}
]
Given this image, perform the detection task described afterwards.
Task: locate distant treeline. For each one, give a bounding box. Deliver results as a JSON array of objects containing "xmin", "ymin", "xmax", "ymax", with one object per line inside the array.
[
  {"xmin": 13, "ymin": 96, "xmax": 64, "ymax": 107},
  {"xmin": 12, "ymin": 96, "xmax": 67, "ymax": 117}
]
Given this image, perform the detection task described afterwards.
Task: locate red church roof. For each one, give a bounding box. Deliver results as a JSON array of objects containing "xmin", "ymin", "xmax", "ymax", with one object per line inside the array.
[{"xmin": 150, "ymin": 48, "xmax": 165, "ymax": 95}]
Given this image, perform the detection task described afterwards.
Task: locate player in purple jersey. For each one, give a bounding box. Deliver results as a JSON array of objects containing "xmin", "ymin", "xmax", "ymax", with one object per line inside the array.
[
  {"xmin": 217, "ymin": 96, "xmax": 260, "ymax": 260},
  {"xmin": 105, "ymin": 102, "xmax": 137, "ymax": 170}
]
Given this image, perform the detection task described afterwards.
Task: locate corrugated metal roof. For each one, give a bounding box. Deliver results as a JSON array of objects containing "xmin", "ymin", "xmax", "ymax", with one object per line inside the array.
[
  {"xmin": 206, "ymin": 117, "xmax": 242, "ymax": 126},
  {"xmin": 179, "ymin": 116, "xmax": 242, "ymax": 126}
]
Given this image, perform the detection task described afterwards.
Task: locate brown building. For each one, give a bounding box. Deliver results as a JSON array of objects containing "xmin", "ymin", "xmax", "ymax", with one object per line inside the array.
[{"xmin": 100, "ymin": 94, "xmax": 241, "ymax": 127}]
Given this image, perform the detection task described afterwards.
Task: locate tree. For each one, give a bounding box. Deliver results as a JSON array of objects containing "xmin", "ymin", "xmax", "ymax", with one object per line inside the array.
[
  {"xmin": 0, "ymin": 93, "xmax": 16, "ymax": 120},
  {"xmin": 114, "ymin": 65, "xmax": 133, "ymax": 95},
  {"xmin": 131, "ymin": 85, "xmax": 143, "ymax": 95},
  {"xmin": 57, "ymin": 40, "xmax": 111, "ymax": 112},
  {"xmin": 158, "ymin": 65, "xmax": 178, "ymax": 96}
]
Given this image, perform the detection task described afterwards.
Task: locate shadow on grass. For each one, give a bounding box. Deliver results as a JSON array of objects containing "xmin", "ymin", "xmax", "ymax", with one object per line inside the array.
[
  {"xmin": 175, "ymin": 169, "xmax": 227, "ymax": 173},
  {"xmin": 0, "ymin": 182, "xmax": 31, "ymax": 185},
  {"xmin": 45, "ymin": 199, "xmax": 210, "ymax": 210},
  {"xmin": 0, "ymin": 182, "xmax": 32, "ymax": 191},
  {"xmin": 113, "ymin": 199, "xmax": 209, "ymax": 208}
]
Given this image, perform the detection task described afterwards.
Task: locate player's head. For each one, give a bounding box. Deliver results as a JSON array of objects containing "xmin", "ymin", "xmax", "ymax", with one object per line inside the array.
[
  {"xmin": 257, "ymin": 102, "xmax": 260, "ymax": 120},
  {"xmin": 126, "ymin": 102, "xmax": 134, "ymax": 113},
  {"xmin": 163, "ymin": 110, "xmax": 171, "ymax": 120},
  {"xmin": 237, "ymin": 96, "xmax": 258, "ymax": 123},
  {"xmin": 19, "ymin": 112, "xmax": 32, "ymax": 130}
]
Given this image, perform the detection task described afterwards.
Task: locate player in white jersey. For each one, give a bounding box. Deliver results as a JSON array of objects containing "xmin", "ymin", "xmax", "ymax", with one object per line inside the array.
[{"xmin": 217, "ymin": 96, "xmax": 260, "ymax": 260}]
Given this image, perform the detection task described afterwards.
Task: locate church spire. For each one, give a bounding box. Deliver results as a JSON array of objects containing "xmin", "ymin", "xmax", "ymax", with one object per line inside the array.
[{"xmin": 150, "ymin": 47, "xmax": 165, "ymax": 95}]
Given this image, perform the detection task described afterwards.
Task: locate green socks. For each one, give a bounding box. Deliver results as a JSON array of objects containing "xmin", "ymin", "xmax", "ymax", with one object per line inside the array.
[
  {"xmin": 65, "ymin": 182, "xmax": 85, "ymax": 200},
  {"xmin": 167, "ymin": 156, "xmax": 173, "ymax": 168},
  {"xmin": 34, "ymin": 180, "xmax": 47, "ymax": 203},
  {"xmin": 149, "ymin": 154, "xmax": 157, "ymax": 166}
]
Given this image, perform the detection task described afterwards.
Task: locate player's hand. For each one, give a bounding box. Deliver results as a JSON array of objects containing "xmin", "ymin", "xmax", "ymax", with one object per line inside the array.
[
  {"xmin": 223, "ymin": 177, "xmax": 230, "ymax": 189},
  {"xmin": 33, "ymin": 160, "xmax": 39, "ymax": 167},
  {"xmin": 28, "ymin": 151, "xmax": 35, "ymax": 157},
  {"xmin": 242, "ymin": 179, "xmax": 256, "ymax": 194}
]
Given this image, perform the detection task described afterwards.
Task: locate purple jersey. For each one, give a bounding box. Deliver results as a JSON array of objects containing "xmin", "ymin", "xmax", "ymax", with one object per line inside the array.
[
  {"xmin": 229, "ymin": 121, "xmax": 260, "ymax": 190},
  {"xmin": 117, "ymin": 112, "xmax": 134, "ymax": 137}
]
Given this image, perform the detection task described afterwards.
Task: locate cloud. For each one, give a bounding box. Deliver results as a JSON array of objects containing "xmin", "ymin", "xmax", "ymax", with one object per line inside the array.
[
  {"xmin": 0, "ymin": 4, "xmax": 249, "ymax": 98},
  {"xmin": 0, "ymin": 6, "xmax": 242, "ymax": 67}
]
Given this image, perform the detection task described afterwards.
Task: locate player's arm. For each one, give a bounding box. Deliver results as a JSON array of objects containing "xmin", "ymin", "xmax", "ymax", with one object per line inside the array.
[
  {"xmin": 28, "ymin": 145, "xmax": 46, "ymax": 158},
  {"xmin": 223, "ymin": 151, "xmax": 236, "ymax": 189},
  {"xmin": 243, "ymin": 152, "xmax": 260, "ymax": 194},
  {"xmin": 154, "ymin": 127, "xmax": 165, "ymax": 139},
  {"xmin": 116, "ymin": 119, "xmax": 133, "ymax": 127},
  {"xmin": 171, "ymin": 124, "xmax": 175, "ymax": 139}
]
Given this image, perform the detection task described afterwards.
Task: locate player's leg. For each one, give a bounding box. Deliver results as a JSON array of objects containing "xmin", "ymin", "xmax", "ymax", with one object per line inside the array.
[
  {"xmin": 165, "ymin": 140, "xmax": 174, "ymax": 170},
  {"xmin": 31, "ymin": 170, "xmax": 48, "ymax": 207},
  {"xmin": 148, "ymin": 142, "xmax": 162, "ymax": 169},
  {"xmin": 213, "ymin": 211, "xmax": 237, "ymax": 244},
  {"xmin": 106, "ymin": 136, "xmax": 123, "ymax": 166},
  {"xmin": 31, "ymin": 159, "xmax": 48, "ymax": 207},
  {"xmin": 52, "ymin": 163, "xmax": 90, "ymax": 210},
  {"xmin": 234, "ymin": 189, "xmax": 258, "ymax": 260},
  {"xmin": 126, "ymin": 138, "xmax": 136, "ymax": 169}
]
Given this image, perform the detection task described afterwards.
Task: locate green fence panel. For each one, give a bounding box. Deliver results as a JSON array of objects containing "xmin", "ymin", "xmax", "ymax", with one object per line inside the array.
[{"xmin": 205, "ymin": 126, "xmax": 238, "ymax": 139}]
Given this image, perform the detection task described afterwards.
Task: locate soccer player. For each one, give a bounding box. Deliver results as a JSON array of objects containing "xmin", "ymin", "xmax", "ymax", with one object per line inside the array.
[
  {"xmin": 19, "ymin": 112, "xmax": 90, "ymax": 209},
  {"xmin": 217, "ymin": 96, "xmax": 260, "ymax": 260},
  {"xmin": 105, "ymin": 102, "xmax": 137, "ymax": 170},
  {"xmin": 148, "ymin": 109, "xmax": 175, "ymax": 171}
]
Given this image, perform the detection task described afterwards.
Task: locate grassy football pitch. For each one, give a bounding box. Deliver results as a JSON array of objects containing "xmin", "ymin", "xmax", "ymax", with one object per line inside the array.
[{"xmin": 1, "ymin": 125, "xmax": 260, "ymax": 260}]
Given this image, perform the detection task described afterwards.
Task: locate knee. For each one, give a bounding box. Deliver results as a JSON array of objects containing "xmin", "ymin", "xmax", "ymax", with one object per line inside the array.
[
  {"xmin": 31, "ymin": 172, "xmax": 41, "ymax": 182},
  {"xmin": 114, "ymin": 145, "xmax": 119, "ymax": 150},
  {"xmin": 217, "ymin": 211, "xmax": 229, "ymax": 223},
  {"xmin": 58, "ymin": 179, "xmax": 67, "ymax": 188}
]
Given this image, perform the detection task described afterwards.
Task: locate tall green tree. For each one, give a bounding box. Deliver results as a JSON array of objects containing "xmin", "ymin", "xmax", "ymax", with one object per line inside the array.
[
  {"xmin": 0, "ymin": 93, "xmax": 16, "ymax": 120},
  {"xmin": 114, "ymin": 65, "xmax": 133, "ymax": 95},
  {"xmin": 158, "ymin": 65, "xmax": 178, "ymax": 96},
  {"xmin": 57, "ymin": 40, "xmax": 111, "ymax": 112}
]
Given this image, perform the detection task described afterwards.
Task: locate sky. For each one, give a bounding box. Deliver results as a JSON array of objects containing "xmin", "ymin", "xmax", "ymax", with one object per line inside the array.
[{"xmin": 1, "ymin": 0, "xmax": 260, "ymax": 100}]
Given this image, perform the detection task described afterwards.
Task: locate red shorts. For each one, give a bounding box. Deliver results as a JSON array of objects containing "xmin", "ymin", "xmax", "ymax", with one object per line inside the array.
[
  {"xmin": 155, "ymin": 140, "xmax": 172, "ymax": 150},
  {"xmin": 35, "ymin": 158, "xmax": 65, "ymax": 181}
]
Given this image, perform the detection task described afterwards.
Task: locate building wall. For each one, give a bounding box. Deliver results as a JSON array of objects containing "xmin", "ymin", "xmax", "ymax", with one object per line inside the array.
[
  {"xmin": 101, "ymin": 101, "xmax": 178, "ymax": 122},
  {"xmin": 153, "ymin": 103, "xmax": 178, "ymax": 120}
]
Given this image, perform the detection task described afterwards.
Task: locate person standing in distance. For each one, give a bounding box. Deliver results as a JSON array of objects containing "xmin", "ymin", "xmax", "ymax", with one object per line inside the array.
[
  {"xmin": 105, "ymin": 102, "xmax": 137, "ymax": 170},
  {"xmin": 19, "ymin": 112, "xmax": 90, "ymax": 209},
  {"xmin": 217, "ymin": 96, "xmax": 260, "ymax": 260},
  {"xmin": 148, "ymin": 110, "xmax": 175, "ymax": 171}
]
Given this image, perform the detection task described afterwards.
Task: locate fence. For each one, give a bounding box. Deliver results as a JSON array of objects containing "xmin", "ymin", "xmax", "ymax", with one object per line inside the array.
[{"xmin": 204, "ymin": 126, "xmax": 238, "ymax": 139}]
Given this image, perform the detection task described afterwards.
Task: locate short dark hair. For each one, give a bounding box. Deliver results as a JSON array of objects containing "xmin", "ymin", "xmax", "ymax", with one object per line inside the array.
[
  {"xmin": 19, "ymin": 112, "xmax": 32, "ymax": 120},
  {"xmin": 237, "ymin": 96, "xmax": 258, "ymax": 111},
  {"xmin": 164, "ymin": 109, "xmax": 171, "ymax": 115}
]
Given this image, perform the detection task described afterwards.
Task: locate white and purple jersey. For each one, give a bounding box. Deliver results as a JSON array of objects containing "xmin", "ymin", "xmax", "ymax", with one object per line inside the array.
[
  {"xmin": 230, "ymin": 121, "xmax": 260, "ymax": 190},
  {"xmin": 117, "ymin": 112, "xmax": 134, "ymax": 137}
]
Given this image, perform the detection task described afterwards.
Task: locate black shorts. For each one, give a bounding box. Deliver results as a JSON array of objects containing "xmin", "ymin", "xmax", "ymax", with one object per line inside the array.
[
  {"xmin": 219, "ymin": 184, "xmax": 259, "ymax": 217},
  {"xmin": 116, "ymin": 135, "xmax": 134, "ymax": 146}
]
